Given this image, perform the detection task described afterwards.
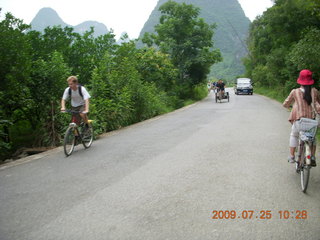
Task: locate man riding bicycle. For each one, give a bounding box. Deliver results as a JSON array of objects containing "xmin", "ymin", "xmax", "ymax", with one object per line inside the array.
[{"xmin": 61, "ymin": 76, "xmax": 91, "ymax": 128}]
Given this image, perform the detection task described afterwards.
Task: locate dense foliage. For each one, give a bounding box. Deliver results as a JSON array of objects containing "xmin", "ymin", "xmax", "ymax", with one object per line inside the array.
[
  {"xmin": 0, "ymin": 1, "xmax": 219, "ymax": 160},
  {"xmin": 139, "ymin": 0, "xmax": 250, "ymax": 81},
  {"xmin": 142, "ymin": 1, "xmax": 221, "ymax": 98},
  {"xmin": 244, "ymin": 0, "xmax": 320, "ymax": 98}
]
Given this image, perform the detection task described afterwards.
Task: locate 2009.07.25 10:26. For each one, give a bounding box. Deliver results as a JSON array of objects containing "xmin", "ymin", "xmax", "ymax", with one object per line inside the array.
[{"xmin": 211, "ymin": 210, "xmax": 308, "ymax": 220}]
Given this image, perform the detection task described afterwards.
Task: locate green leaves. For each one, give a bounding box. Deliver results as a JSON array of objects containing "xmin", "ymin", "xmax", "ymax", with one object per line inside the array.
[
  {"xmin": 143, "ymin": 0, "xmax": 221, "ymax": 98},
  {"xmin": 245, "ymin": 0, "xmax": 320, "ymax": 92},
  {"xmin": 288, "ymin": 28, "xmax": 320, "ymax": 76},
  {"xmin": 89, "ymin": 42, "xmax": 175, "ymax": 134}
]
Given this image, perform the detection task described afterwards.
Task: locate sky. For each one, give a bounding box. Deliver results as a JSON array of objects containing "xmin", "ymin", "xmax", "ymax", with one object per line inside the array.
[{"xmin": 0, "ymin": 0, "xmax": 274, "ymax": 39}]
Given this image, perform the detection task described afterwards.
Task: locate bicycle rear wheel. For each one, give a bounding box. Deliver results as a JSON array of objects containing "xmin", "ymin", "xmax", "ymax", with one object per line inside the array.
[
  {"xmin": 82, "ymin": 124, "xmax": 93, "ymax": 148},
  {"xmin": 64, "ymin": 127, "xmax": 75, "ymax": 156},
  {"xmin": 301, "ymin": 165, "xmax": 310, "ymax": 193}
]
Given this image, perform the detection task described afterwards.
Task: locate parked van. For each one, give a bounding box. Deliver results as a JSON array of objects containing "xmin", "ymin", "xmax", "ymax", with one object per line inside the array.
[{"xmin": 234, "ymin": 78, "xmax": 253, "ymax": 95}]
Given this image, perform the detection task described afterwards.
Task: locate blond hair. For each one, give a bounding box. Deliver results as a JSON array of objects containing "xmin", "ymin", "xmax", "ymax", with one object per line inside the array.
[{"xmin": 67, "ymin": 76, "xmax": 78, "ymax": 83}]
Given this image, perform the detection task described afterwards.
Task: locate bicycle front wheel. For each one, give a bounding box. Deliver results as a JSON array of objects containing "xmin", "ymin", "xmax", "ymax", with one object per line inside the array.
[
  {"xmin": 64, "ymin": 127, "xmax": 75, "ymax": 156},
  {"xmin": 82, "ymin": 124, "xmax": 93, "ymax": 148},
  {"xmin": 301, "ymin": 165, "xmax": 310, "ymax": 193},
  {"xmin": 295, "ymin": 161, "xmax": 300, "ymax": 173}
]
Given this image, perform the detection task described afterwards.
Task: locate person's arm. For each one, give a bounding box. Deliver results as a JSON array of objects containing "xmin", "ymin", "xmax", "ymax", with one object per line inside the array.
[
  {"xmin": 84, "ymin": 99, "xmax": 89, "ymax": 113},
  {"xmin": 316, "ymin": 89, "xmax": 320, "ymax": 104},
  {"xmin": 82, "ymin": 87, "xmax": 91, "ymax": 113},
  {"xmin": 283, "ymin": 89, "xmax": 295, "ymax": 108},
  {"xmin": 61, "ymin": 88, "xmax": 69, "ymax": 111},
  {"xmin": 61, "ymin": 99, "xmax": 66, "ymax": 111}
]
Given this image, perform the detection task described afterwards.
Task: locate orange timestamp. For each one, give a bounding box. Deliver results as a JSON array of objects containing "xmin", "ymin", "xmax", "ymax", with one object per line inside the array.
[{"xmin": 211, "ymin": 210, "xmax": 308, "ymax": 220}]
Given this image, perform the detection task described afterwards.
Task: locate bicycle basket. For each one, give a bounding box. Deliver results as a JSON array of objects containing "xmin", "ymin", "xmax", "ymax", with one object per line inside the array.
[{"xmin": 296, "ymin": 118, "xmax": 318, "ymax": 138}]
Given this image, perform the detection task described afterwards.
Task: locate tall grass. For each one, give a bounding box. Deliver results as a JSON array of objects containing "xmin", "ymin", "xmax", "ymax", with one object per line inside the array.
[{"xmin": 254, "ymin": 86, "xmax": 287, "ymax": 103}]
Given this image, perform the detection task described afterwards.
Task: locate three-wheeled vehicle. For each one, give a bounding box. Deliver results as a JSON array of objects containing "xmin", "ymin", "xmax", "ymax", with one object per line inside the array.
[{"xmin": 215, "ymin": 89, "xmax": 229, "ymax": 103}]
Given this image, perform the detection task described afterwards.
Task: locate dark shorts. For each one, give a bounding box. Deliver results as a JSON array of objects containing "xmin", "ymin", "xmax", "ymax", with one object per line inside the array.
[
  {"xmin": 71, "ymin": 105, "xmax": 85, "ymax": 112},
  {"xmin": 71, "ymin": 105, "xmax": 85, "ymax": 124}
]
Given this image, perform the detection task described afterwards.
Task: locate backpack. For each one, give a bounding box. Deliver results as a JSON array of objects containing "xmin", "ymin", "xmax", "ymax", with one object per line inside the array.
[{"xmin": 68, "ymin": 85, "xmax": 83, "ymax": 99}]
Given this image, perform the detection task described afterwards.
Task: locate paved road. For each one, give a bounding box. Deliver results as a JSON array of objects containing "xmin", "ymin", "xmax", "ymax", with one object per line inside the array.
[{"xmin": 0, "ymin": 89, "xmax": 320, "ymax": 240}]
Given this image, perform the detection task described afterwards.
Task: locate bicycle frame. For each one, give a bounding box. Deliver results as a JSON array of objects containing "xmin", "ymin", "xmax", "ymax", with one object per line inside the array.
[
  {"xmin": 297, "ymin": 140, "xmax": 313, "ymax": 166},
  {"xmin": 296, "ymin": 134, "xmax": 314, "ymax": 193},
  {"xmin": 65, "ymin": 110, "xmax": 84, "ymax": 137},
  {"xmin": 305, "ymin": 141, "xmax": 312, "ymax": 166},
  {"xmin": 71, "ymin": 112, "xmax": 82, "ymax": 126}
]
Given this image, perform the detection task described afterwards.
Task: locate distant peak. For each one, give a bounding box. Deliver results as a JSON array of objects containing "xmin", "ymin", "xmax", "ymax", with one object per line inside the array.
[
  {"xmin": 35, "ymin": 7, "xmax": 60, "ymax": 17},
  {"xmin": 31, "ymin": 7, "xmax": 68, "ymax": 29},
  {"xmin": 30, "ymin": 7, "xmax": 109, "ymax": 37}
]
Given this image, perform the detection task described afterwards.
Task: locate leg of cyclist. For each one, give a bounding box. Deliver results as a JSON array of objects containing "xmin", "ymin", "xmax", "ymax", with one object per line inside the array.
[
  {"xmin": 79, "ymin": 104, "xmax": 89, "ymax": 125},
  {"xmin": 288, "ymin": 122, "xmax": 299, "ymax": 163},
  {"xmin": 80, "ymin": 112, "xmax": 88, "ymax": 124}
]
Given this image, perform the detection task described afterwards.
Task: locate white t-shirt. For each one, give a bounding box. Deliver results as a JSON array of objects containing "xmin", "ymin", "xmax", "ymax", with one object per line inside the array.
[{"xmin": 62, "ymin": 86, "xmax": 91, "ymax": 107}]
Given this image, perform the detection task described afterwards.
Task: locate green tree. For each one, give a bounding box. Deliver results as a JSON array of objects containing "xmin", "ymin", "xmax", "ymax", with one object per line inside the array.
[
  {"xmin": 28, "ymin": 51, "xmax": 71, "ymax": 146},
  {"xmin": 136, "ymin": 48, "xmax": 178, "ymax": 93},
  {"xmin": 288, "ymin": 28, "xmax": 320, "ymax": 76},
  {"xmin": 69, "ymin": 28, "xmax": 116, "ymax": 84},
  {"xmin": 0, "ymin": 11, "xmax": 32, "ymax": 156},
  {"xmin": 90, "ymin": 41, "xmax": 174, "ymax": 133},
  {"xmin": 27, "ymin": 26, "xmax": 76, "ymax": 61},
  {"xmin": 244, "ymin": 0, "xmax": 319, "ymax": 92},
  {"xmin": 0, "ymin": 12, "xmax": 32, "ymax": 117},
  {"xmin": 142, "ymin": 0, "xmax": 221, "ymax": 98}
]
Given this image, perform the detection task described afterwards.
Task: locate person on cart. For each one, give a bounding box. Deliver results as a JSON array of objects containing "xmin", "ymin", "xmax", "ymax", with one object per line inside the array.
[{"xmin": 216, "ymin": 80, "xmax": 225, "ymax": 98}]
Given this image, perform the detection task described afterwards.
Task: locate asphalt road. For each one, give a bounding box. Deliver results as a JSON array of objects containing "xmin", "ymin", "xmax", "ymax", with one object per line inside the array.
[{"xmin": 0, "ymin": 89, "xmax": 320, "ymax": 240}]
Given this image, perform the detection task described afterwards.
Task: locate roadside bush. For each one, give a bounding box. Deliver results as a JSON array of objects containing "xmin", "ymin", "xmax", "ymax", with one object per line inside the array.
[{"xmin": 192, "ymin": 83, "xmax": 208, "ymax": 100}]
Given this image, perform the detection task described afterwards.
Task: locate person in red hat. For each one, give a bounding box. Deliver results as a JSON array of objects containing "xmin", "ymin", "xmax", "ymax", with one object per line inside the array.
[{"xmin": 283, "ymin": 69, "xmax": 320, "ymax": 167}]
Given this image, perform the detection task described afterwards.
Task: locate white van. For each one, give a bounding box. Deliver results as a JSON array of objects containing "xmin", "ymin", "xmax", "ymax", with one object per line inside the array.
[{"xmin": 234, "ymin": 78, "xmax": 253, "ymax": 95}]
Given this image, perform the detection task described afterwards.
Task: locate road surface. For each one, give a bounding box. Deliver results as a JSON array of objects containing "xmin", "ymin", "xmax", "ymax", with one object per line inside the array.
[{"xmin": 0, "ymin": 89, "xmax": 320, "ymax": 240}]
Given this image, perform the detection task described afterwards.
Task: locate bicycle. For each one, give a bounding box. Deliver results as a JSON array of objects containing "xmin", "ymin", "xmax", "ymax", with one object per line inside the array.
[
  {"xmin": 294, "ymin": 118, "xmax": 318, "ymax": 193},
  {"xmin": 62, "ymin": 109, "xmax": 94, "ymax": 156}
]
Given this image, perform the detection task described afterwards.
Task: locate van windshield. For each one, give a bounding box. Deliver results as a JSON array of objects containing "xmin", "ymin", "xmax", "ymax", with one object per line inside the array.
[
  {"xmin": 237, "ymin": 79, "xmax": 251, "ymax": 84},
  {"xmin": 238, "ymin": 82, "xmax": 251, "ymax": 86}
]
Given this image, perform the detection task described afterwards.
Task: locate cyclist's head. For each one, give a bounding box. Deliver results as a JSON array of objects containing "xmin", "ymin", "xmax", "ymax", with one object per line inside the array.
[
  {"xmin": 67, "ymin": 76, "xmax": 78, "ymax": 88},
  {"xmin": 297, "ymin": 69, "xmax": 314, "ymax": 86}
]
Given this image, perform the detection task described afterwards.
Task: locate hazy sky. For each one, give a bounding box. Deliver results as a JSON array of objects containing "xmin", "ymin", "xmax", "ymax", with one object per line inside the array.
[{"xmin": 0, "ymin": 0, "xmax": 274, "ymax": 38}]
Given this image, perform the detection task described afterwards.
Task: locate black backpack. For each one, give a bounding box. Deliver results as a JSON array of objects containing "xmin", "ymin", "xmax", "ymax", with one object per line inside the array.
[{"xmin": 68, "ymin": 85, "xmax": 83, "ymax": 99}]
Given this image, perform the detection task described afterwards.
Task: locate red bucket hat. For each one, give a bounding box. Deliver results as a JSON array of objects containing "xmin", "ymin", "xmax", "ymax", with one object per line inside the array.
[{"xmin": 297, "ymin": 69, "xmax": 314, "ymax": 85}]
